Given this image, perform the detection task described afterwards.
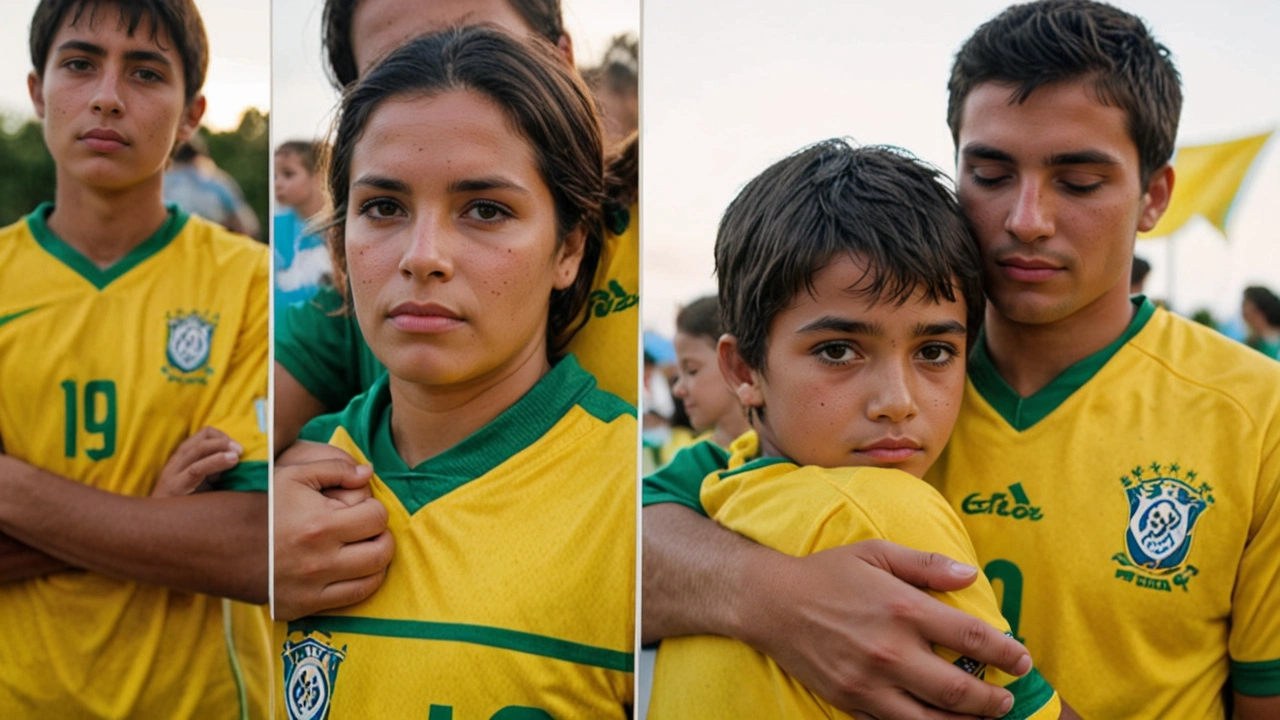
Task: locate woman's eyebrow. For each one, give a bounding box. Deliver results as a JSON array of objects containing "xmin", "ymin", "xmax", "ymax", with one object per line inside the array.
[
  {"xmin": 448, "ymin": 176, "xmax": 529, "ymax": 195},
  {"xmin": 352, "ymin": 174, "xmax": 410, "ymax": 193}
]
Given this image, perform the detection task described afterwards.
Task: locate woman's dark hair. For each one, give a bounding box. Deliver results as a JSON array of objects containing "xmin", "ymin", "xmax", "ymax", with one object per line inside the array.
[
  {"xmin": 1245, "ymin": 286, "xmax": 1280, "ymax": 328},
  {"xmin": 324, "ymin": 27, "xmax": 604, "ymax": 355}
]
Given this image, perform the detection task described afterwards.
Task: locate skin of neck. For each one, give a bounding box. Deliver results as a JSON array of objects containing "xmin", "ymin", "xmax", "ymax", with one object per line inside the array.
[
  {"xmin": 983, "ymin": 275, "xmax": 1137, "ymax": 397},
  {"xmin": 47, "ymin": 168, "xmax": 170, "ymax": 269},
  {"xmin": 386, "ymin": 335, "xmax": 552, "ymax": 468}
]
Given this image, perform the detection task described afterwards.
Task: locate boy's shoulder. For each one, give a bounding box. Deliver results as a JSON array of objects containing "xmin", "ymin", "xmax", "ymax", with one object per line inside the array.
[{"xmin": 703, "ymin": 458, "xmax": 970, "ymax": 558}]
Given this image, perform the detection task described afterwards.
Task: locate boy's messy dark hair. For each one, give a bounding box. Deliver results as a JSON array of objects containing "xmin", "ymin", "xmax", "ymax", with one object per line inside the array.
[
  {"xmin": 30, "ymin": 0, "xmax": 208, "ymax": 104},
  {"xmin": 676, "ymin": 295, "xmax": 722, "ymax": 344},
  {"xmin": 715, "ymin": 139, "xmax": 983, "ymax": 371},
  {"xmin": 322, "ymin": 0, "xmax": 565, "ymax": 89},
  {"xmin": 947, "ymin": 0, "xmax": 1181, "ymax": 185}
]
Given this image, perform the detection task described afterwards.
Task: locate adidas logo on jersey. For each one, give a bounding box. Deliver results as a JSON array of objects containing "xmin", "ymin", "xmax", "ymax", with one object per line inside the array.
[{"xmin": 960, "ymin": 482, "xmax": 1043, "ymax": 521}]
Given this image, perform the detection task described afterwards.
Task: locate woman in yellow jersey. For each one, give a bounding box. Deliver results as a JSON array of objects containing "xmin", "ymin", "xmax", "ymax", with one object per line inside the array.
[{"xmin": 274, "ymin": 27, "xmax": 634, "ymax": 719}]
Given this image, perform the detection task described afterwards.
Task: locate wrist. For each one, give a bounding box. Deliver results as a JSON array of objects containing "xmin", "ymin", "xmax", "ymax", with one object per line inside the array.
[{"xmin": 728, "ymin": 541, "xmax": 785, "ymax": 650}]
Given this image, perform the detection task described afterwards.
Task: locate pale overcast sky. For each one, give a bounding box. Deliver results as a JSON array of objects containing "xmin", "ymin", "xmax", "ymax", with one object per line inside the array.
[
  {"xmin": 643, "ymin": 0, "xmax": 1280, "ymax": 336},
  {"xmin": 0, "ymin": 0, "xmax": 269, "ymax": 131}
]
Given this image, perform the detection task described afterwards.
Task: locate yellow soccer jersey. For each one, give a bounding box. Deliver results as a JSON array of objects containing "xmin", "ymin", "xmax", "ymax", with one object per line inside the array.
[
  {"xmin": 277, "ymin": 355, "xmax": 635, "ymax": 719},
  {"xmin": 649, "ymin": 433, "xmax": 1060, "ymax": 720},
  {"xmin": 928, "ymin": 297, "xmax": 1280, "ymax": 717},
  {"xmin": 0, "ymin": 204, "xmax": 270, "ymax": 719},
  {"xmin": 565, "ymin": 201, "xmax": 639, "ymax": 405}
]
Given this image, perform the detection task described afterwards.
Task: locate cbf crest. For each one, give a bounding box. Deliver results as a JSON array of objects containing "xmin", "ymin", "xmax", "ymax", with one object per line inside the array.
[
  {"xmin": 162, "ymin": 310, "xmax": 218, "ymax": 384},
  {"xmin": 283, "ymin": 635, "xmax": 346, "ymax": 720},
  {"xmin": 1111, "ymin": 462, "xmax": 1213, "ymax": 592}
]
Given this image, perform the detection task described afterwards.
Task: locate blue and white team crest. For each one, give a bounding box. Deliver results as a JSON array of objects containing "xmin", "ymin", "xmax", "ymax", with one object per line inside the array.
[
  {"xmin": 283, "ymin": 635, "xmax": 346, "ymax": 720},
  {"xmin": 1112, "ymin": 462, "xmax": 1213, "ymax": 593},
  {"xmin": 162, "ymin": 310, "xmax": 218, "ymax": 384}
]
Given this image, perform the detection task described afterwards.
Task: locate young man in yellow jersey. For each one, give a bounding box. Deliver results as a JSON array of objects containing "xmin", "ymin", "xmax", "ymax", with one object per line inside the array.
[
  {"xmin": 0, "ymin": 1, "xmax": 269, "ymax": 716},
  {"xmin": 646, "ymin": 140, "xmax": 1071, "ymax": 719},
  {"xmin": 643, "ymin": 1, "xmax": 1280, "ymax": 718}
]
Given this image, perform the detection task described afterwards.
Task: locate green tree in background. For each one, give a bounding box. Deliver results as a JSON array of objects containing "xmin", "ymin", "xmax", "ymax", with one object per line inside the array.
[{"xmin": 0, "ymin": 108, "xmax": 269, "ymax": 233}]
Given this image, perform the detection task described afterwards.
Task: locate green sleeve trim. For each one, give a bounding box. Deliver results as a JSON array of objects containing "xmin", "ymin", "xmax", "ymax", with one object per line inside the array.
[
  {"xmin": 218, "ymin": 461, "xmax": 267, "ymax": 492},
  {"xmin": 27, "ymin": 202, "xmax": 187, "ymax": 290},
  {"xmin": 298, "ymin": 408, "xmax": 346, "ymax": 444},
  {"xmin": 717, "ymin": 455, "xmax": 791, "ymax": 480},
  {"xmin": 969, "ymin": 296, "xmax": 1156, "ymax": 431},
  {"xmin": 289, "ymin": 616, "xmax": 633, "ymax": 673},
  {"xmin": 1003, "ymin": 668, "xmax": 1057, "ymax": 720},
  {"xmin": 641, "ymin": 440, "xmax": 731, "ymax": 514},
  {"xmin": 1232, "ymin": 658, "xmax": 1280, "ymax": 696}
]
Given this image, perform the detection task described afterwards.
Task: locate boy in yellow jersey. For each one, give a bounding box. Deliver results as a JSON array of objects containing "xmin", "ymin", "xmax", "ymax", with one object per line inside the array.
[
  {"xmin": 647, "ymin": 141, "xmax": 1068, "ymax": 719},
  {"xmin": 272, "ymin": 0, "xmax": 639, "ymax": 624},
  {"xmin": 643, "ymin": 1, "xmax": 1280, "ymax": 718},
  {"xmin": 0, "ymin": 0, "xmax": 269, "ymax": 717}
]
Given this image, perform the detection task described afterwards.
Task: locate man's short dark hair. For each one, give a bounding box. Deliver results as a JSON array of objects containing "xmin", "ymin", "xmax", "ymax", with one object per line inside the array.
[
  {"xmin": 30, "ymin": 0, "xmax": 209, "ymax": 104},
  {"xmin": 676, "ymin": 295, "xmax": 722, "ymax": 343},
  {"xmin": 321, "ymin": 0, "xmax": 565, "ymax": 88},
  {"xmin": 947, "ymin": 0, "xmax": 1181, "ymax": 185},
  {"xmin": 715, "ymin": 139, "xmax": 984, "ymax": 372}
]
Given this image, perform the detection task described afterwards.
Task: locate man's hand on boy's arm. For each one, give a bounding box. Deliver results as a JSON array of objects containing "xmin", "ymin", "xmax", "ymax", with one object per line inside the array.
[
  {"xmin": 273, "ymin": 457, "xmax": 394, "ymax": 621},
  {"xmin": 644, "ymin": 503, "xmax": 1031, "ymax": 719},
  {"xmin": 0, "ymin": 454, "xmax": 266, "ymax": 603}
]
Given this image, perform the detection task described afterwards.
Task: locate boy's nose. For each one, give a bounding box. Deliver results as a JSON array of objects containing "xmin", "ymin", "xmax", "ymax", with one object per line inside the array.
[
  {"xmin": 91, "ymin": 73, "xmax": 125, "ymax": 117},
  {"xmin": 865, "ymin": 361, "xmax": 919, "ymax": 424}
]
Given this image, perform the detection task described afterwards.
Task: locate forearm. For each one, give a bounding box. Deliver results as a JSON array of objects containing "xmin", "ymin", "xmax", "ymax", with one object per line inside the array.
[
  {"xmin": 641, "ymin": 502, "xmax": 774, "ymax": 644},
  {"xmin": 0, "ymin": 531, "xmax": 72, "ymax": 583},
  {"xmin": 1234, "ymin": 692, "xmax": 1280, "ymax": 719},
  {"xmin": 0, "ymin": 459, "xmax": 267, "ymax": 603}
]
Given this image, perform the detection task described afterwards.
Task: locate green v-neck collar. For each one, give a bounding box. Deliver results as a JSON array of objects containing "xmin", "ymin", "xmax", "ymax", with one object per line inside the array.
[
  {"xmin": 356, "ymin": 355, "xmax": 601, "ymax": 515},
  {"xmin": 26, "ymin": 202, "xmax": 188, "ymax": 290},
  {"xmin": 969, "ymin": 296, "xmax": 1157, "ymax": 432}
]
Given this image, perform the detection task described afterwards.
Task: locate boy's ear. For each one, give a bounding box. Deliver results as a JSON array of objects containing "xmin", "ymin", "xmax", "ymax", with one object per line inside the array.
[
  {"xmin": 552, "ymin": 225, "xmax": 586, "ymax": 290},
  {"xmin": 28, "ymin": 72, "xmax": 46, "ymax": 119},
  {"xmin": 718, "ymin": 334, "xmax": 764, "ymax": 410},
  {"xmin": 175, "ymin": 94, "xmax": 208, "ymax": 146}
]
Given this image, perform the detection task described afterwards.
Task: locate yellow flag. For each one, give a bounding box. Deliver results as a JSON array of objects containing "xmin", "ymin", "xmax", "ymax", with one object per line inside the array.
[{"xmin": 1141, "ymin": 130, "xmax": 1272, "ymax": 239}]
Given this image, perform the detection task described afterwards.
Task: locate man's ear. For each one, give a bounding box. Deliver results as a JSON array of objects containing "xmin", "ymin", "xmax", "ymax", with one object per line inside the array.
[
  {"xmin": 1137, "ymin": 163, "xmax": 1175, "ymax": 233},
  {"xmin": 718, "ymin": 334, "xmax": 764, "ymax": 411},
  {"xmin": 28, "ymin": 72, "xmax": 46, "ymax": 119},
  {"xmin": 175, "ymin": 94, "xmax": 207, "ymax": 146}
]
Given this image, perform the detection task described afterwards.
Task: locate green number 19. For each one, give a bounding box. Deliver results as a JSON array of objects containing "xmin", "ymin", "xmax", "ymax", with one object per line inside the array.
[{"xmin": 61, "ymin": 379, "xmax": 117, "ymax": 461}]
